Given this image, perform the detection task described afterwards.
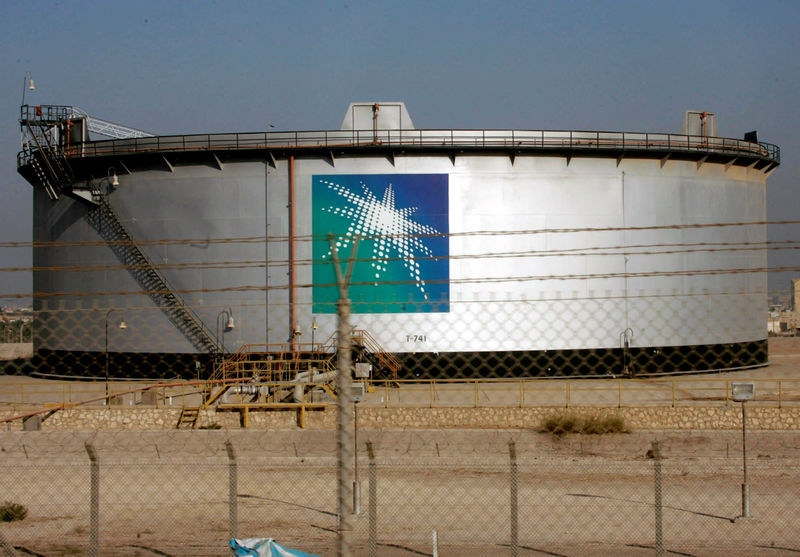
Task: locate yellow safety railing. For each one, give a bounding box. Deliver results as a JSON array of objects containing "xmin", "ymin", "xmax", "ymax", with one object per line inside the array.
[
  {"xmin": 363, "ymin": 377, "xmax": 800, "ymax": 409},
  {"xmin": 3, "ymin": 376, "xmax": 800, "ymax": 415}
]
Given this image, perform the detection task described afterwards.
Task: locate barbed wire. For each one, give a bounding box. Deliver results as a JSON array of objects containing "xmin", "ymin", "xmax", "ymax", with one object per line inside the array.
[
  {"xmin": 0, "ymin": 265, "xmax": 795, "ymax": 300},
  {"xmin": 1, "ymin": 218, "xmax": 798, "ymax": 250},
  {"xmin": 2, "ymin": 240, "xmax": 799, "ymax": 275},
  {"xmin": 0, "ymin": 287, "xmax": 777, "ymax": 314}
]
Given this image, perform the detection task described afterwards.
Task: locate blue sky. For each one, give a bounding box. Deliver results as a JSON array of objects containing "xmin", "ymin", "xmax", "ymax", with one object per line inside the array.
[{"xmin": 2, "ymin": 0, "xmax": 799, "ymax": 303}]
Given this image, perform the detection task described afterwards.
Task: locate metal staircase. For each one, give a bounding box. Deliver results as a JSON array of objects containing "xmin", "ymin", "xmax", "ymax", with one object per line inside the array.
[
  {"xmin": 17, "ymin": 104, "xmax": 219, "ymax": 356},
  {"xmin": 17, "ymin": 103, "xmax": 153, "ymax": 199},
  {"xmin": 19, "ymin": 120, "xmax": 74, "ymax": 200},
  {"xmin": 87, "ymin": 195, "xmax": 222, "ymax": 355},
  {"xmin": 351, "ymin": 329, "xmax": 401, "ymax": 380}
]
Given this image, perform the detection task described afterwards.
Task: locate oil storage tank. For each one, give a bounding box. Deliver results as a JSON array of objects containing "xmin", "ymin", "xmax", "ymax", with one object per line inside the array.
[{"xmin": 17, "ymin": 103, "xmax": 780, "ymax": 378}]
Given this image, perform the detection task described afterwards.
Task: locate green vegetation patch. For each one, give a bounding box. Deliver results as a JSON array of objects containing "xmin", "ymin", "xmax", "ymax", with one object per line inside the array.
[
  {"xmin": 540, "ymin": 413, "xmax": 629, "ymax": 436},
  {"xmin": 0, "ymin": 501, "xmax": 28, "ymax": 522}
]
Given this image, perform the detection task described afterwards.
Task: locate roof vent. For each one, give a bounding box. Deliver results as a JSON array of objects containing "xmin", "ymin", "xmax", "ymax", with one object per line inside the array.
[
  {"xmin": 341, "ymin": 102, "xmax": 414, "ymax": 131},
  {"xmin": 682, "ymin": 110, "xmax": 717, "ymax": 137}
]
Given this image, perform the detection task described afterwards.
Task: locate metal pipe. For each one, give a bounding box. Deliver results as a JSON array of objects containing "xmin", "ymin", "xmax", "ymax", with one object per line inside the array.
[
  {"xmin": 741, "ymin": 401, "xmax": 750, "ymax": 518},
  {"xmin": 289, "ymin": 156, "xmax": 297, "ymax": 353}
]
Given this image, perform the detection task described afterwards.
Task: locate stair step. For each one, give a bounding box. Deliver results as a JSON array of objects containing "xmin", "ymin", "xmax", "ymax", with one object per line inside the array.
[{"xmin": 176, "ymin": 407, "xmax": 201, "ymax": 429}]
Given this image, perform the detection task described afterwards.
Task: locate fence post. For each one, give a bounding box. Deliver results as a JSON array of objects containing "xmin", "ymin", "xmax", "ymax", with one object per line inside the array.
[
  {"xmin": 367, "ymin": 441, "xmax": 377, "ymax": 557},
  {"xmin": 509, "ymin": 441, "xmax": 518, "ymax": 557},
  {"xmin": 226, "ymin": 440, "xmax": 238, "ymax": 540},
  {"xmin": 85, "ymin": 443, "xmax": 99, "ymax": 557},
  {"xmin": 671, "ymin": 380, "xmax": 675, "ymax": 408},
  {"xmin": 652, "ymin": 440, "xmax": 663, "ymax": 557},
  {"xmin": 330, "ymin": 234, "xmax": 359, "ymax": 557}
]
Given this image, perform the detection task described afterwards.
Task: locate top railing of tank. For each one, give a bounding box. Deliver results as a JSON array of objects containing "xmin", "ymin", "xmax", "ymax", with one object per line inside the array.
[{"xmin": 23, "ymin": 127, "xmax": 781, "ymax": 166}]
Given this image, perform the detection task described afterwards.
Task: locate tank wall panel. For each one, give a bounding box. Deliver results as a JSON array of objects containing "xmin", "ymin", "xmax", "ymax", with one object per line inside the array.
[
  {"xmin": 34, "ymin": 161, "xmax": 271, "ymax": 354},
  {"xmin": 33, "ymin": 152, "xmax": 769, "ymax": 361},
  {"xmin": 293, "ymin": 155, "xmax": 766, "ymax": 353},
  {"xmin": 266, "ymin": 160, "xmax": 290, "ymax": 344}
]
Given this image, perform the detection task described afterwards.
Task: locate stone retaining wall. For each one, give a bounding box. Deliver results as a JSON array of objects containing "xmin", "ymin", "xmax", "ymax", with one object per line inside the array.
[
  {"xmin": 0, "ymin": 343, "xmax": 33, "ymax": 361},
  {"xmin": 2, "ymin": 405, "xmax": 799, "ymax": 431}
]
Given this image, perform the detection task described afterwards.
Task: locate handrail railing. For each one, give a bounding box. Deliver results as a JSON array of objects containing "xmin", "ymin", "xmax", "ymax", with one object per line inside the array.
[
  {"xmin": 4, "ymin": 376, "xmax": 800, "ymax": 413},
  {"xmin": 211, "ymin": 342, "xmax": 339, "ymax": 385},
  {"xmin": 17, "ymin": 128, "xmax": 779, "ymax": 168},
  {"xmin": 351, "ymin": 329, "xmax": 402, "ymax": 376},
  {"xmin": 208, "ymin": 329, "xmax": 399, "ymax": 389}
]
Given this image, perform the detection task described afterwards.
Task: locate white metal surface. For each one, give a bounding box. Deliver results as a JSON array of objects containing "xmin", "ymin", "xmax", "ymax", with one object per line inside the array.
[{"xmin": 69, "ymin": 107, "xmax": 154, "ymax": 139}]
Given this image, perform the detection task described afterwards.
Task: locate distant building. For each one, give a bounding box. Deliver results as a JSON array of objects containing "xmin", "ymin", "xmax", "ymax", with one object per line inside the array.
[{"xmin": 768, "ymin": 279, "xmax": 800, "ymax": 336}]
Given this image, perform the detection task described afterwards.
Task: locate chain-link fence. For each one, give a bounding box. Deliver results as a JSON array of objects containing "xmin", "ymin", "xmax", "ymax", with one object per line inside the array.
[
  {"xmin": 2, "ymin": 218, "xmax": 796, "ymax": 381},
  {"xmin": 1, "ymin": 430, "xmax": 799, "ymax": 556},
  {"xmin": 0, "ymin": 297, "xmax": 774, "ymax": 380},
  {"xmin": 2, "ymin": 218, "xmax": 800, "ymax": 555}
]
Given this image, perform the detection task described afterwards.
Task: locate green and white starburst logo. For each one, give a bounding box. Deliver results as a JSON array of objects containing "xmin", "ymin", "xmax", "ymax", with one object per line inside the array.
[{"xmin": 312, "ymin": 174, "xmax": 449, "ymax": 313}]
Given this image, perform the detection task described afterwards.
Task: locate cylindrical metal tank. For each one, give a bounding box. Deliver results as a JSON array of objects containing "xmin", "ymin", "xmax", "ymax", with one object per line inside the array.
[{"xmin": 19, "ymin": 103, "xmax": 780, "ymax": 378}]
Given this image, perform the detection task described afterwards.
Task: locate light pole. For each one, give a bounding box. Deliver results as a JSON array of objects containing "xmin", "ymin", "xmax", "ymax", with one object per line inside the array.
[
  {"xmin": 216, "ymin": 307, "xmax": 235, "ymax": 354},
  {"xmin": 104, "ymin": 309, "xmax": 127, "ymax": 402},
  {"xmin": 311, "ymin": 318, "xmax": 318, "ymax": 352},
  {"xmin": 22, "ymin": 71, "xmax": 34, "ymax": 106},
  {"xmin": 732, "ymin": 381, "xmax": 755, "ymax": 519}
]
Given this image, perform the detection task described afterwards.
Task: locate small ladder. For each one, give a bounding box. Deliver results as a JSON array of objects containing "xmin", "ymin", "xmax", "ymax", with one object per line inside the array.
[{"xmin": 176, "ymin": 407, "xmax": 200, "ymax": 429}]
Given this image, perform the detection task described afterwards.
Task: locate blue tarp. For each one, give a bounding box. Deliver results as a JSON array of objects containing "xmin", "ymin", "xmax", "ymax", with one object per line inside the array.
[{"xmin": 230, "ymin": 537, "xmax": 320, "ymax": 557}]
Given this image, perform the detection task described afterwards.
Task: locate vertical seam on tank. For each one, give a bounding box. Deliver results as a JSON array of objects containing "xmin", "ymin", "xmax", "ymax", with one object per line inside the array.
[
  {"xmin": 265, "ymin": 158, "xmax": 269, "ymax": 344},
  {"xmin": 622, "ymin": 170, "xmax": 629, "ymax": 330}
]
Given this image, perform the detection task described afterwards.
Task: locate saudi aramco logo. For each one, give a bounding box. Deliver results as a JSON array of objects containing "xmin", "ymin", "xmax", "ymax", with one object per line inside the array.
[{"xmin": 312, "ymin": 174, "xmax": 449, "ymax": 313}]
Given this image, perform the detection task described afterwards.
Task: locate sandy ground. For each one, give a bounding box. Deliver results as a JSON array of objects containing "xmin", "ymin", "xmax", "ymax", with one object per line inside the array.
[
  {"xmin": 1, "ymin": 429, "xmax": 800, "ymax": 556},
  {"xmin": 2, "ymin": 339, "xmax": 800, "ymax": 555}
]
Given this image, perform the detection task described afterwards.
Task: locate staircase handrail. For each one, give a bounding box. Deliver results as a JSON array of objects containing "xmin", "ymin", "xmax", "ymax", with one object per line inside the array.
[
  {"xmin": 22, "ymin": 122, "xmax": 73, "ymax": 197},
  {"xmin": 97, "ymin": 197, "xmax": 222, "ymax": 355},
  {"xmin": 351, "ymin": 329, "xmax": 402, "ymax": 374}
]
